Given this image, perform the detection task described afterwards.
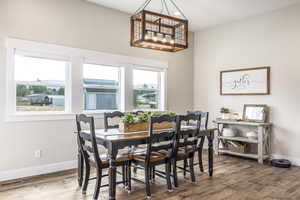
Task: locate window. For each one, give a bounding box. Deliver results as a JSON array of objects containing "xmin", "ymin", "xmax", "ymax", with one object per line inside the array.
[
  {"xmin": 83, "ymin": 64, "xmax": 120, "ymax": 111},
  {"xmin": 133, "ymin": 69, "xmax": 161, "ymax": 110},
  {"xmin": 6, "ymin": 38, "xmax": 167, "ymax": 121},
  {"xmin": 15, "ymin": 53, "xmax": 69, "ymax": 113}
]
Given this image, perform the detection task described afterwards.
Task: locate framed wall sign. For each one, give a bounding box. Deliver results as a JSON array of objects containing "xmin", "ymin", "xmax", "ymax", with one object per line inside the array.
[
  {"xmin": 220, "ymin": 66, "xmax": 270, "ymax": 95},
  {"xmin": 243, "ymin": 104, "xmax": 268, "ymax": 123}
]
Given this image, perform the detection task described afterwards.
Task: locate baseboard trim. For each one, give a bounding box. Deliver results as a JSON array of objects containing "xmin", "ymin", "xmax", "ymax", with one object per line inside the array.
[{"xmin": 0, "ymin": 160, "xmax": 77, "ymax": 182}]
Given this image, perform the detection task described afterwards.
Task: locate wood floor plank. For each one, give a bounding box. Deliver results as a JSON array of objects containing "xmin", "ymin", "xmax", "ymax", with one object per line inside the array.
[{"xmin": 0, "ymin": 154, "xmax": 299, "ymax": 200}]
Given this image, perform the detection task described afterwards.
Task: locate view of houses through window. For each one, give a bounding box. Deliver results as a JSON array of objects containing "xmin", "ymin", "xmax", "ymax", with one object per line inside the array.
[
  {"xmin": 83, "ymin": 64, "xmax": 120, "ymax": 111},
  {"xmin": 133, "ymin": 69, "xmax": 160, "ymax": 109},
  {"xmin": 15, "ymin": 54, "xmax": 67, "ymax": 112}
]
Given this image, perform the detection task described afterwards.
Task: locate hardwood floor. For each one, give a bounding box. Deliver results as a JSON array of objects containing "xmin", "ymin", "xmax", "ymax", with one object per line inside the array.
[{"xmin": 1, "ymin": 154, "xmax": 300, "ymax": 200}]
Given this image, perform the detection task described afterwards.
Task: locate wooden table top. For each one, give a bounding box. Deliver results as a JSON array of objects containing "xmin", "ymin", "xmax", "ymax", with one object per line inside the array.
[{"xmin": 82, "ymin": 127, "xmax": 217, "ymax": 142}]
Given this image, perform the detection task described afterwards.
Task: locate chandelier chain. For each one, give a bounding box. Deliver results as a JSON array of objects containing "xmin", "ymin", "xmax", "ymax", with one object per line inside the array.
[
  {"xmin": 134, "ymin": 0, "xmax": 187, "ymax": 20},
  {"xmin": 160, "ymin": 0, "xmax": 164, "ymax": 14},
  {"xmin": 168, "ymin": 0, "xmax": 187, "ymax": 19},
  {"xmin": 134, "ymin": 0, "xmax": 152, "ymax": 14},
  {"xmin": 163, "ymin": 0, "xmax": 171, "ymax": 16}
]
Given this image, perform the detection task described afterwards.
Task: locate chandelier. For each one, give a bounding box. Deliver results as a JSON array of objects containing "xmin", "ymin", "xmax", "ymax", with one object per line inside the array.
[{"xmin": 130, "ymin": 0, "xmax": 188, "ymax": 52}]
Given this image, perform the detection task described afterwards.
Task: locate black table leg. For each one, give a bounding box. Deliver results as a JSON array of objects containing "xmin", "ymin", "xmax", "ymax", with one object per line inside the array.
[
  {"xmin": 207, "ymin": 131, "xmax": 214, "ymax": 177},
  {"xmin": 77, "ymin": 150, "xmax": 84, "ymax": 187},
  {"xmin": 108, "ymin": 144, "xmax": 118, "ymax": 200}
]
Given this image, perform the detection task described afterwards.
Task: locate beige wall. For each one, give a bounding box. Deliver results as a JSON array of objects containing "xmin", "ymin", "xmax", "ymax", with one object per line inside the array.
[
  {"xmin": 194, "ymin": 4, "xmax": 300, "ymax": 164},
  {"xmin": 0, "ymin": 0, "xmax": 194, "ymax": 172}
]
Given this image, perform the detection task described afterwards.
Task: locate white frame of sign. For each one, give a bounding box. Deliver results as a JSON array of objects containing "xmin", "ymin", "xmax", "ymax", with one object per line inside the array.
[{"xmin": 220, "ymin": 66, "xmax": 270, "ymax": 95}]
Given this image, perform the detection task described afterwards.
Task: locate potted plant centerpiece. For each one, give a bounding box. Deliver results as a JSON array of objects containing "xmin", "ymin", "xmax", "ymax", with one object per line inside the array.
[
  {"xmin": 220, "ymin": 107, "xmax": 230, "ymax": 120},
  {"xmin": 119, "ymin": 112, "xmax": 176, "ymax": 133}
]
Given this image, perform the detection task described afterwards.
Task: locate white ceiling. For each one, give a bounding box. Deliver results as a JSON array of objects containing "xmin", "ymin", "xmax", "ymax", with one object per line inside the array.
[{"xmin": 87, "ymin": 0, "xmax": 300, "ymax": 31}]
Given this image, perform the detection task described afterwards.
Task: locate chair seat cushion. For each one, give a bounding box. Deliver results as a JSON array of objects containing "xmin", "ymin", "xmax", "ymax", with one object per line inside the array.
[
  {"xmin": 89, "ymin": 153, "xmax": 132, "ymax": 167},
  {"xmin": 156, "ymin": 149, "xmax": 172, "ymax": 157},
  {"xmin": 132, "ymin": 147, "xmax": 147, "ymax": 155},
  {"xmin": 168, "ymin": 147, "xmax": 194, "ymax": 159},
  {"xmin": 178, "ymin": 146, "xmax": 194, "ymax": 152},
  {"xmin": 101, "ymin": 153, "xmax": 132, "ymax": 163},
  {"xmin": 133, "ymin": 152, "xmax": 167, "ymax": 162}
]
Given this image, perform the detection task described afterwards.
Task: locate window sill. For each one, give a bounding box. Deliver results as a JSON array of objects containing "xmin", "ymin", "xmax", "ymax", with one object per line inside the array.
[
  {"xmin": 5, "ymin": 112, "xmax": 105, "ymax": 122},
  {"xmin": 83, "ymin": 110, "xmax": 119, "ymax": 114},
  {"xmin": 4, "ymin": 109, "xmax": 168, "ymax": 122},
  {"xmin": 132, "ymin": 109, "xmax": 161, "ymax": 112}
]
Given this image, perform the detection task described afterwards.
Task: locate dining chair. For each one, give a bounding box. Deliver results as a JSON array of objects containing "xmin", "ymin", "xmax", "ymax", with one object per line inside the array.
[
  {"xmin": 130, "ymin": 111, "xmax": 154, "ymax": 174},
  {"xmin": 104, "ymin": 111, "xmax": 131, "ymax": 176},
  {"xmin": 77, "ymin": 135, "xmax": 84, "ymax": 188},
  {"xmin": 172, "ymin": 114, "xmax": 202, "ymax": 187},
  {"xmin": 131, "ymin": 110, "xmax": 145, "ymax": 115},
  {"xmin": 132, "ymin": 114, "xmax": 177, "ymax": 198},
  {"xmin": 185, "ymin": 110, "xmax": 209, "ymax": 173},
  {"xmin": 104, "ymin": 111, "xmax": 124, "ymax": 131},
  {"xmin": 76, "ymin": 114, "xmax": 132, "ymax": 200}
]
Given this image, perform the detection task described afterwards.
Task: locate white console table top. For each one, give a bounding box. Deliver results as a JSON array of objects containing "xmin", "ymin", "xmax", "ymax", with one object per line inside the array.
[{"xmin": 213, "ymin": 119, "xmax": 272, "ymax": 126}]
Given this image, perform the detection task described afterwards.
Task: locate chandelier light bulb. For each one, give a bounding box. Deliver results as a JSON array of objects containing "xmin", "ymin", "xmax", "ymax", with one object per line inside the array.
[
  {"xmin": 153, "ymin": 36, "xmax": 158, "ymax": 41},
  {"xmin": 162, "ymin": 37, "xmax": 167, "ymax": 43},
  {"xmin": 170, "ymin": 39, "xmax": 175, "ymax": 44}
]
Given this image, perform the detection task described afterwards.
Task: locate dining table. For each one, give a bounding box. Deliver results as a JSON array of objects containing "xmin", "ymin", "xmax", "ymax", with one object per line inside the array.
[{"xmin": 78, "ymin": 127, "xmax": 216, "ymax": 200}]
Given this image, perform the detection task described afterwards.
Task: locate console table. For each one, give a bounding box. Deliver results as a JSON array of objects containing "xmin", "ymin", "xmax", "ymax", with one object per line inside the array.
[{"xmin": 213, "ymin": 120, "xmax": 272, "ymax": 164}]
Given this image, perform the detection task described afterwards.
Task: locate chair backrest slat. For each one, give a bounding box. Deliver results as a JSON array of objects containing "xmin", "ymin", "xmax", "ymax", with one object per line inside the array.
[
  {"xmin": 187, "ymin": 110, "xmax": 209, "ymax": 129},
  {"xmin": 145, "ymin": 114, "xmax": 177, "ymax": 164},
  {"xmin": 174, "ymin": 114, "xmax": 202, "ymax": 157},
  {"xmin": 76, "ymin": 114, "xmax": 103, "ymax": 169},
  {"xmin": 104, "ymin": 111, "xmax": 124, "ymax": 131},
  {"xmin": 83, "ymin": 145, "xmax": 94, "ymax": 153}
]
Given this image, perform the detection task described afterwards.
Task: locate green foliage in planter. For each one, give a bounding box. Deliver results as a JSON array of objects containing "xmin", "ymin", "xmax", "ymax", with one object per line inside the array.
[
  {"xmin": 151, "ymin": 111, "xmax": 162, "ymax": 117},
  {"xmin": 150, "ymin": 111, "xmax": 176, "ymax": 117},
  {"xmin": 121, "ymin": 113, "xmax": 135, "ymax": 124},
  {"xmin": 121, "ymin": 111, "xmax": 177, "ymax": 124},
  {"xmin": 137, "ymin": 112, "xmax": 150, "ymax": 123},
  {"xmin": 220, "ymin": 107, "xmax": 230, "ymax": 114},
  {"xmin": 168, "ymin": 112, "xmax": 176, "ymax": 116}
]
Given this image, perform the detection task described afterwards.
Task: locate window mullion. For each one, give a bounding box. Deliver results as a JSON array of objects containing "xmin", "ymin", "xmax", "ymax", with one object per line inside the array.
[
  {"xmin": 7, "ymin": 47, "xmax": 16, "ymax": 115},
  {"xmin": 120, "ymin": 67, "xmax": 125, "ymax": 112},
  {"xmin": 71, "ymin": 55, "xmax": 84, "ymax": 114},
  {"xmin": 160, "ymin": 71, "xmax": 167, "ymax": 111},
  {"xmin": 124, "ymin": 65, "xmax": 134, "ymax": 112},
  {"xmin": 157, "ymin": 71, "xmax": 162, "ymax": 111},
  {"xmin": 65, "ymin": 61, "xmax": 72, "ymax": 113}
]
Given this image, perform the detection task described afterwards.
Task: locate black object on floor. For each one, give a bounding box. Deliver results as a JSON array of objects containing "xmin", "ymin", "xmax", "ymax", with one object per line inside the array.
[{"xmin": 271, "ymin": 159, "xmax": 291, "ymax": 168}]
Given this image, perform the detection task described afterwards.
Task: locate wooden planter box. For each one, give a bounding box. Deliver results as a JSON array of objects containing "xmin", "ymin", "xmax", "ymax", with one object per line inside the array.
[{"xmin": 119, "ymin": 122, "xmax": 173, "ymax": 133}]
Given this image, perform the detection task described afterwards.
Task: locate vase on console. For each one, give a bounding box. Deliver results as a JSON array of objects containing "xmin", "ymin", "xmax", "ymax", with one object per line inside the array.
[{"xmin": 220, "ymin": 107, "xmax": 230, "ymax": 120}]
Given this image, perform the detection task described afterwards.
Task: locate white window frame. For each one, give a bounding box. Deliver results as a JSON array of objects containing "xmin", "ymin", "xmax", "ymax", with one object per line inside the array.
[
  {"xmin": 6, "ymin": 43, "xmax": 72, "ymax": 122},
  {"xmin": 14, "ymin": 50, "xmax": 71, "ymax": 114},
  {"xmin": 82, "ymin": 62, "xmax": 123, "ymax": 113},
  {"xmin": 132, "ymin": 66, "xmax": 166, "ymax": 111},
  {"xmin": 5, "ymin": 38, "xmax": 168, "ymax": 121}
]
